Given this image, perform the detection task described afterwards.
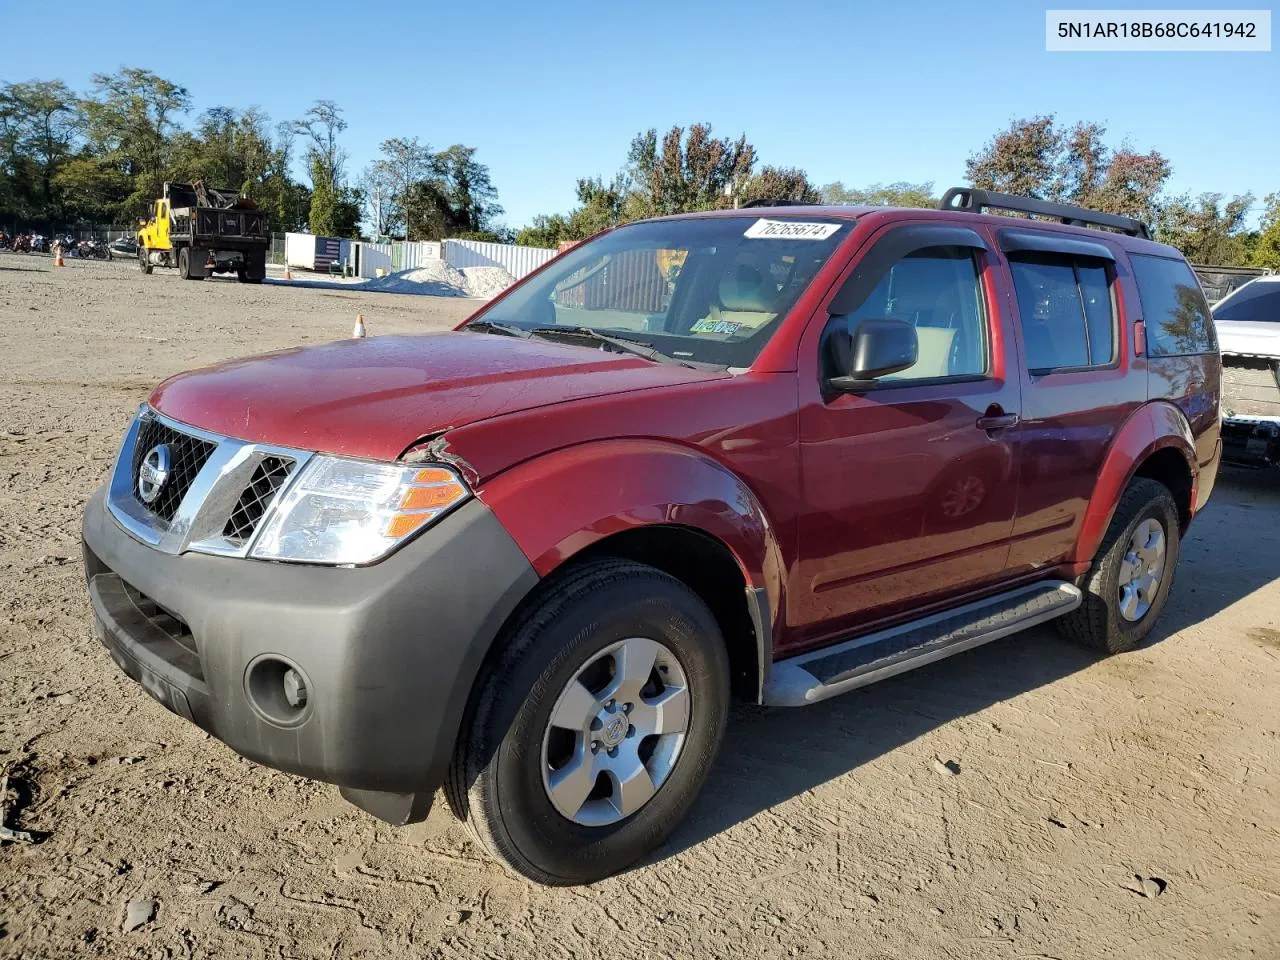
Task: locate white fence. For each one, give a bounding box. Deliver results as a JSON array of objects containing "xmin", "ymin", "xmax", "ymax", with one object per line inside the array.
[
  {"xmin": 284, "ymin": 232, "xmax": 558, "ymax": 282},
  {"xmin": 355, "ymin": 242, "xmax": 393, "ymax": 279},
  {"xmin": 443, "ymin": 239, "xmax": 557, "ymax": 280}
]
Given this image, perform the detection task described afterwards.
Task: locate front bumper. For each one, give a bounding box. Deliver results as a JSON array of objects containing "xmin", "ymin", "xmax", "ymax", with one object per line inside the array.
[{"xmin": 82, "ymin": 486, "xmax": 538, "ymax": 822}]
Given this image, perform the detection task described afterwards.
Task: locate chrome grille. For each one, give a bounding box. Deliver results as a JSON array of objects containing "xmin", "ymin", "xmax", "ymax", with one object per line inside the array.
[
  {"xmin": 223, "ymin": 456, "xmax": 293, "ymax": 543},
  {"xmin": 130, "ymin": 417, "xmax": 217, "ymax": 522},
  {"xmin": 107, "ymin": 407, "xmax": 313, "ymax": 558}
]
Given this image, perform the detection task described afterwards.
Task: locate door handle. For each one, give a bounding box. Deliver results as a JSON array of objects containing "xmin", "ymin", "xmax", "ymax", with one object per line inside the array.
[{"xmin": 976, "ymin": 411, "xmax": 1019, "ymax": 431}]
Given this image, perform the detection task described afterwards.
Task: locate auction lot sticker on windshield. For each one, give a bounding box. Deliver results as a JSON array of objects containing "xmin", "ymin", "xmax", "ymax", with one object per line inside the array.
[{"xmin": 744, "ymin": 219, "xmax": 842, "ymax": 240}]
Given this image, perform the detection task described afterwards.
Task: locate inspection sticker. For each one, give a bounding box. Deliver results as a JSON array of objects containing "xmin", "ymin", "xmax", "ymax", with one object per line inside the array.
[{"xmin": 744, "ymin": 219, "xmax": 841, "ymax": 240}]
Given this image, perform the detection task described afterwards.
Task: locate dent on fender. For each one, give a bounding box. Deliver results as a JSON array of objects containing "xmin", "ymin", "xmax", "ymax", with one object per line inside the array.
[
  {"xmin": 1071, "ymin": 401, "xmax": 1197, "ymax": 565},
  {"xmin": 473, "ymin": 438, "xmax": 787, "ymax": 627}
]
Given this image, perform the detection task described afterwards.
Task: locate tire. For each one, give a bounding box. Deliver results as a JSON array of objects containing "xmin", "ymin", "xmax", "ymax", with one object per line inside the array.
[
  {"xmin": 446, "ymin": 559, "xmax": 730, "ymax": 885},
  {"xmin": 178, "ymin": 246, "xmax": 191, "ymax": 280},
  {"xmin": 1058, "ymin": 477, "xmax": 1181, "ymax": 654},
  {"xmin": 138, "ymin": 250, "xmax": 153, "ymax": 275}
]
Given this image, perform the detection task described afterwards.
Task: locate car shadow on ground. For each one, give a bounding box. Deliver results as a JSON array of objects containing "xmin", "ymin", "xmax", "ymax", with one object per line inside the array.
[{"xmin": 652, "ymin": 466, "xmax": 1280, "ymax": 865}]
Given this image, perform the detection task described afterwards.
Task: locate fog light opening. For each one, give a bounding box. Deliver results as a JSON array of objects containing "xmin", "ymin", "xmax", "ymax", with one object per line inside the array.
[{"xmin": 245, "ymin": 656, "xmax": 311, "ymax": 727}]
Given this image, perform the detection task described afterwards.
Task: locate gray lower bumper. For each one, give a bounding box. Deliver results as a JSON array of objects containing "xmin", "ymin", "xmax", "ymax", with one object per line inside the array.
[{"xmin": 81, "ymin": 486, "xmax": 538, "ymax": 821}]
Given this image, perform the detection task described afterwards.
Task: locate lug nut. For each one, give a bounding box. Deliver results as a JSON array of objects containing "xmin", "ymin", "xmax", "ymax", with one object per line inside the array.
[
  {"xmin": 626, "ymin": 726, "xmax": 636, "ymax": 738},
  {"xmin": 623, "ymin": 702, "xmax": 633, "ymax": 714},
  {"xmin": 607, "ymin": 747, "xmax": 618, "ymax": 759},
  {"xmin": 591, "ymin": 741, "xmax": 600, "ymax": 753},
  {"xmin": 605, "ymin": 699, "xmax": 615, "ymax": 709},
  {"xmin": 590, "ymin": 717, "xmax": 602, "ymax": 731}
]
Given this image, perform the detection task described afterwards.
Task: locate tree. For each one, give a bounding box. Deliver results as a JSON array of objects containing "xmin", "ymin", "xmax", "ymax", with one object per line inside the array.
[
  {"xmin": 360, "ymin": 136, "xmax": 433, "ymax": 237},
  {"xmin": 402, "ymin": 144, "xmax": 503, "ymax": 241},
  {"xmin": 0, "ymin": 80, "xmax": 84, "ymax": 222},
  {"xmin": 1154, "ymin": 192, "xmax": 1255, "ymax": 266},
  {"xmin": 1252, "ymin": 193, "xmax": 1280, "ymax": 269},
  {"xmin": 821, "ymin": 181, "xmax": 936, "ymax": 207},
  {"xmin": 965, "ymin": 116, "xmax": 1170, "ymax": 223},
  {"xmin": 83, "ymin": 68, "xmax": 190, "ymax": 216},
  {"xmin": 516, "ymin": 213, "xmax": 572, "ymax": 248},
  {"xmin": 739, "ymin": 166, "xmax": 820, "ymax": 205},
  {"xmin": 293, "ymin": 100, "xmax": 350, "ymax": 235},
  {"xmin": 627, "ymin": 123, "xmax": 755, "ymax": 217}
]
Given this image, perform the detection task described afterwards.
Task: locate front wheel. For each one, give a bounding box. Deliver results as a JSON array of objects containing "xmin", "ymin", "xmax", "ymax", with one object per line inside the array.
[
  {"xmin": 138, "ymin": 249, "xmax": 153, "ymax": 274},
  {"xmin": 1058, "ymin": 477, "xmax": 1181, "ymax": 654},
  {"xmin": 446, "ymin": 559, "xmax": 730, "ymax": 885}
]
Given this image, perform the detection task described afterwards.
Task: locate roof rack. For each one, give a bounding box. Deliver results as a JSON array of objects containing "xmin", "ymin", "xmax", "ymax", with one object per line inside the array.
[
  {"xmin": 740, "ymin": 198, "xmax": 819, "ymax": 209},
  {"xmin": 938, "ymin": 186, "xmax": 1151, "ymax": 240}
]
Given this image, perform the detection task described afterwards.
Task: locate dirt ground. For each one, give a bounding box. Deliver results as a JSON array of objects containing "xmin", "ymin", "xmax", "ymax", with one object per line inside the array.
[{"xmin": 1, "ymin": 254, "xmax": 1277, "ymax": 959}]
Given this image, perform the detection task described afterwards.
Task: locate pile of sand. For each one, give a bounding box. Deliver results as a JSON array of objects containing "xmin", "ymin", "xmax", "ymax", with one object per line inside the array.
[{"xmin": 368, "ymin": 261, "xmax": 517, "ymax": 299}]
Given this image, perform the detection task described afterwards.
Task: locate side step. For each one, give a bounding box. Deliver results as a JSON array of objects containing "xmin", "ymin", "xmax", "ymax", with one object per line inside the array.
[{"xmin": 763, "ymin": 581, "xmax": 1082, "ymax": 707}]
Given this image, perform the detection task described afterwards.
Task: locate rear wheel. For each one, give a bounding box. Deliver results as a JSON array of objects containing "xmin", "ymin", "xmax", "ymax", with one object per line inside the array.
[
  {"xmin": 446, "ymin": 559, "xmax": 730, "ymax": 885},
  {"xmin": 178, "ymin": 246, "xmax": 191, "ymax": 279},
  {"xmin": 1058, "ymin": 477, "xmax": 1181, "ymax": 654}
]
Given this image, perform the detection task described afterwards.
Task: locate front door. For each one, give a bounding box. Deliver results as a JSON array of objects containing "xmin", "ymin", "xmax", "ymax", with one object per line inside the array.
[{"xmin": 790, "ymin": 223, "xmax": 1022, "ymax": 649}]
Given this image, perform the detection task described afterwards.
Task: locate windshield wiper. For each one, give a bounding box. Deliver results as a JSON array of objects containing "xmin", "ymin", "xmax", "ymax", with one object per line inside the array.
[
  {"xmin": 530, "ymin": 327, "xmax": 695, "ymax": 368},
  {"xmin": 463, "ymin": 319, "xmax": 531, "ymax": 338}
]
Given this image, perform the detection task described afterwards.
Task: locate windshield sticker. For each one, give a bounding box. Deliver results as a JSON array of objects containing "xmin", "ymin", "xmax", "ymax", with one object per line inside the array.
[
  {"xmin": 744, "ymin": 219, "xmax": 842, "ymax": 241},
  {"xmin": 691, "ymin": 318, "xmax": 744, "ymax": 335}
]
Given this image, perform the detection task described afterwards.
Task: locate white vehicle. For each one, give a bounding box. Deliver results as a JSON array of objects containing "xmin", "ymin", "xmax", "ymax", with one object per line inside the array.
[{"xmin": 1213, "ymin": 275, "xmax": 1280, "ymax": 465}]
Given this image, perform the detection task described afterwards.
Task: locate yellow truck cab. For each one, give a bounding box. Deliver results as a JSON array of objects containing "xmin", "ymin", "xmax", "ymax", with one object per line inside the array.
[{"xmin": 137, "ymin": 181, "xmax": 269, "ymax": 283}]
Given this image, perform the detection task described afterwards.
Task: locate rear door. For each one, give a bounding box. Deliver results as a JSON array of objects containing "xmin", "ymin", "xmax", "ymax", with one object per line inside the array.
[
  {"xmin": 790, "ymin": 222, "xmax": 1022, "ymax": 648},
  {"xmin": 998, "ymin": 229, "xmax": 1138, "ymax": 573}
]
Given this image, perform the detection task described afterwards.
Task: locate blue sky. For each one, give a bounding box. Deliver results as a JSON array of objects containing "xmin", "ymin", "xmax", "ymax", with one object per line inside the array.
[{"xmin": 3, "ymin": 1, "xmax": 1276, "ymax": 227}]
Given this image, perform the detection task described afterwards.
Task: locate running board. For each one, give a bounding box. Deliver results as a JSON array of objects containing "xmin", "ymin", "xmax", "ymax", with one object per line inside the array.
[{"xmin": 763, "ymin": 581, "xmax": 1082, "ymax": 707}]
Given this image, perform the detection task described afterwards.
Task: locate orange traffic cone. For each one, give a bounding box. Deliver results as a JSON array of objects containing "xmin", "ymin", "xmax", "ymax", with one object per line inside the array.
[
  {"xmin": 352, "ymin": 314, "xmax": 366, "ymax": 339},
  {"xmin": 54, "ymin": 245, "xmax": 64, "ymax": 267},
  {"xmin": 283, "ymin": 262, "xmax": 292, "ymax": 281}
]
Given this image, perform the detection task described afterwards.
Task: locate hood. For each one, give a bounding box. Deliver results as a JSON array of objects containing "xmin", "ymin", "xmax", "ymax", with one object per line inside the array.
[
  {"xmin": 1215, "ymin": 320, "xmax": 1280, "ymax": 360},
  {"xmin": 150, "ymin": 331, "xmax": 727, "ymax": 461}
]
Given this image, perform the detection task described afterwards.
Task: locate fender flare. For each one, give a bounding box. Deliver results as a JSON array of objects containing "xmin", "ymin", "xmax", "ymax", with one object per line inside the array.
[
  {"xmin": 1071, "ymin": 400, "xmax": 1197, "ymax": 565},
  {"xmin": 476, "ymin": 438, "xmax": 786, "ymax": 683}
]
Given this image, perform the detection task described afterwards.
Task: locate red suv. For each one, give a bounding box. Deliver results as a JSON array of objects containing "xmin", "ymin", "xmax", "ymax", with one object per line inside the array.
[{"xmin": 82, "ymin": 188, "xmax": 1222, "ymax": 884}]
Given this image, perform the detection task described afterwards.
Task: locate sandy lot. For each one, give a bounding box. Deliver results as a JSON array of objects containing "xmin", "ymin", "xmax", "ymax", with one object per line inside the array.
[{"xmin": 0, "ymin": 254, "xmax": 1277, "ymax": 959}]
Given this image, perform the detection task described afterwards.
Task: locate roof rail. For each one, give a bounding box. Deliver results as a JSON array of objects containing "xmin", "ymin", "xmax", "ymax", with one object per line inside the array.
[
  {"xmin": 740, "ymin": 198, "xmax": 819, "ymax": 209},
  {"xmin": 938, "ymin": 186, "xmax": 1151, "ymax": 240}
]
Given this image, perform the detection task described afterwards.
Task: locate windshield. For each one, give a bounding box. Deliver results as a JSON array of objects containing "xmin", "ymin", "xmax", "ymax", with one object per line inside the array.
[{"xmin": 465, "ymin": 215, "xmax": 849, "ymax": 367}]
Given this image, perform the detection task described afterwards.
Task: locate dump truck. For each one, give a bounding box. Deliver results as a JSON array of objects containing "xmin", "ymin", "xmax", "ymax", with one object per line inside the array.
[{"xmin": 137, "ymin": 181, "xmax": 269, "ymax": 282}]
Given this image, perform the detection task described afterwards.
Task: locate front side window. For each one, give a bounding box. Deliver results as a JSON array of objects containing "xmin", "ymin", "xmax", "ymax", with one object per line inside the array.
[
  {"xmin": 1010, "ymin": 254, "xmax": 1116, "ymax": 373},
  {"xmin": 466, "ymin": 216, "xmax": 848, "ymax": 368},
  {"xmin": 844, "ymin": 248, "xmax": 988, "ymax": 381},
  {"xmin": 1131, "ymin": 254, "xmax": 1216, "ymax": 356}
]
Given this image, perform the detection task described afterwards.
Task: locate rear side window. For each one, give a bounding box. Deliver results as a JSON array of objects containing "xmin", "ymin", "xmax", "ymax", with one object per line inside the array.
[
  {"xmin": 1009, "ymin": 255, "xmax": 1116, "ymax": 373},
  {"xmin": 1213, "ymin": 282, "xmax": 1280, "ymax": 322},
  {"xmin": 1131, "ymin": 255, "xmax": 1216, "ymax": 355}
]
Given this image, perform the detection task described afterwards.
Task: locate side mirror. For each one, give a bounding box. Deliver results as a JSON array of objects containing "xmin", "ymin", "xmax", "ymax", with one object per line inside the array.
[{"xmin": 827, "ymin": 317, "xmax": 918, "ymax": 391}]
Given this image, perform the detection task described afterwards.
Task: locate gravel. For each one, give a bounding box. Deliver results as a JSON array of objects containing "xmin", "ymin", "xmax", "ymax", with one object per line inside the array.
[{"xmin": 1, "ymin": 254, "xmax": 1278, "ymax": 959}]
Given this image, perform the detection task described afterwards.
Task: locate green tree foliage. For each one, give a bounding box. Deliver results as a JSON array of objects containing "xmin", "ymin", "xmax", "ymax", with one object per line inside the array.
[
  {"xmin": 359, "ymin": 136, "xmax": 434, "ymax": 237},
  {"xmin": 739, "ymin": 166, "xmax": 821, "ymax": 205},
  {"xmin": 0, "ymin": 80, "xmax": 83, "ymax": 222},
  {"xmin": 1252, "ymin": 193, "xmax": 1280, "ymax": 269},
  {"xmin": 82, "ymin": 68, "xmax": 192, "ymax": 216},
  {"xmin": 1154, "ymin": 192, "xmax": 1255, "ymax": 266},
  {"xmin": 627, "ymin": 123, "xmax": 755, "ymax": 216},
  {"xmin": 292, "ymin": 100, "xmax": 359, "ymax": 236},
  {"xmin": 820, "ymin": 181, "xmax": 936, "ymax": 207},
  {"xmin": 965, "ymin": 115, "xmax": 1170, "ymax": 223},
  {"xmin": 402, "ymin": 144, "xmax": 503, "ymax": 241}
]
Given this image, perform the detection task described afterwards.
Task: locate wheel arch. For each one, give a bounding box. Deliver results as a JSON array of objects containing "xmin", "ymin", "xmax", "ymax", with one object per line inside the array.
[
  {"xmin": 1072, "ymin": 400, "xmax": 1197, "ymax": 565},
  {"xmin": 476, "ymin": 438, "xmax": 785, "ymax": 702}
]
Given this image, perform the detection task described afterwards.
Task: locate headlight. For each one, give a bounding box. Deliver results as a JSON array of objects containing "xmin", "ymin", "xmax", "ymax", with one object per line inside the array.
[{"xmin": 249, "ymin": 457, "xmax": 469, "ymax": 565}]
